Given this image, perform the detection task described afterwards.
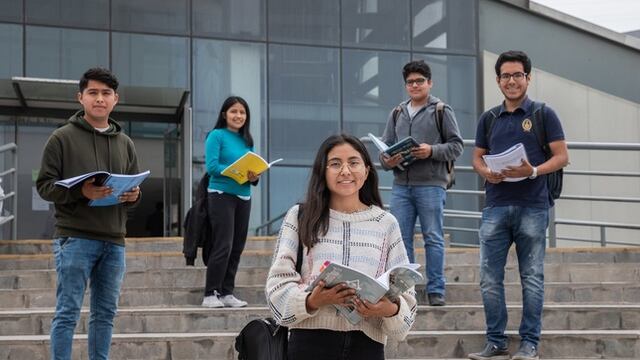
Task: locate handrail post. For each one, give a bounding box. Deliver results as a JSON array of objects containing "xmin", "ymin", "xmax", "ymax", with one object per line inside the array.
[
  {"xmin": 548, "ymin": 206, "xmax": 556, "ymax": 248},
  {"xmin": 12, "ymin": 145, "xmax": 17, "ymax": 240},
  {"xmin": 600, "ymin": 226, "xmax": 606, "ymax": 247}
]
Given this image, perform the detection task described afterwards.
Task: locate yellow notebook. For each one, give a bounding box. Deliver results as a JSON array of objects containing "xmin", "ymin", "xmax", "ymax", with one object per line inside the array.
[{"xmin": 221, "ymin": 152, "xmax": 283, "ymax": 184}]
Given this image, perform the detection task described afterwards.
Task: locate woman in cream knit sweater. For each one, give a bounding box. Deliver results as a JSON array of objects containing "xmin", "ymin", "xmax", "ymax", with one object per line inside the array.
[{"xmin": 265, "ymin": 134, "xmax": 417, "ymax": 360}]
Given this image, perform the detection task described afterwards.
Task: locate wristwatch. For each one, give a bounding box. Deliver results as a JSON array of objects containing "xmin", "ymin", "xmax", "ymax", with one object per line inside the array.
[{"xmin": 529, "ymin": 166, "xmax": 538, "ymax": 180}]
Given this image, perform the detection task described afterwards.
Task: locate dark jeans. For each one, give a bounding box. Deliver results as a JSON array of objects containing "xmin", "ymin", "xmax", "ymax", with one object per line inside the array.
[
  {"xmin": 205, "ymin": 192, "xmax": 251, "ymax": 296},
  {"xmin": 288, "ymin": 329, "xmax": 384, "ymax": 360}
]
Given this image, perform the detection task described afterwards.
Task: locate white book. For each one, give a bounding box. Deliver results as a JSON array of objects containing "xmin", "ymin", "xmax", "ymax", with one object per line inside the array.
[{"xmin": 482, "ymin": 143, "xmax": 529, "ymax": 182}]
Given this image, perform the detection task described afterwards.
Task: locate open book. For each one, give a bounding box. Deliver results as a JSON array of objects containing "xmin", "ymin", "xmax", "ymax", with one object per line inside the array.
[
  {"xmin": 368, "ymin": 133, "xmax": 419, "ymax": 170},
  {"xmin": 55, "ymin": 170, "xmax": 151, "ymax": 207},
  {"xmin": 306, "ymin": 261, "xmax": 423, "ymax": 324},
  {"xmin": 221, "ymin": 152, "xmax": 283, "ymax": 185},
  {"xmin": 482, "ymin": 143, "xmax": 529, "ymax": 182}
]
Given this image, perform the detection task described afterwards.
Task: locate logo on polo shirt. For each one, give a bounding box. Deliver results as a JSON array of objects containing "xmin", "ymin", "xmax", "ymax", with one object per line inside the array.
[{"xmin": 522, "ymin": 118, "xmax": 532, "ymax": 132}]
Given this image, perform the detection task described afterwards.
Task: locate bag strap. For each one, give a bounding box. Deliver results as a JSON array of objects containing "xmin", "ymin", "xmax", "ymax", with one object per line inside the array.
[
  {"xmin": 295, "ymin": 205, "xmax": 304, "ymax": 274},
  {"xmin": 434, "ymin": 102, "xmax": 454, "ymax": 174},
  {"xmin": 483, "ymin": 105, "xmax": 502, "ymax": 151},
  {"xmin": 530, "ymin": 102, "xmax": 550, "ymax": 159},
  {"xmin": 391, "ymin": 105, "xmax": 402, "ymax": 142}
]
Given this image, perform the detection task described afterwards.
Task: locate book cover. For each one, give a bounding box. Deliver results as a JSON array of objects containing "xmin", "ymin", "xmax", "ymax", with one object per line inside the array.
[
  {"xmin": 368, "ymin": 133, "xmax": 419, "ymax": 170},
  {"xmin": 55, "ymin": 170, "xmax": 151, "ymax": 207},
  {"xmin": 221, "ymin": 151, "xmax": 283, "ymax": 184},
  {"xmin": 306, "ymin": 261, "xmax": 423, "ymax": 324}
]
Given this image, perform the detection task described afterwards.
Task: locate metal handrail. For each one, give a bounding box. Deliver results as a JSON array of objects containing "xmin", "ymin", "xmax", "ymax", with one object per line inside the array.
[
  {"xmin": 255, "ymin": 140, "xmax": 640, "ymax": 246},
  {"xmin": 0, "ymin": 143, "xmax": 17, "ymax": 240}
]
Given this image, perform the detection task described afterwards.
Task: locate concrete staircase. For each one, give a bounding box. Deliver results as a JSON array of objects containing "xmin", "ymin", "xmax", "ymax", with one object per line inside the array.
[{"xmin": 0, "ymin": 238, "xmax": 639, "ymax": 359}]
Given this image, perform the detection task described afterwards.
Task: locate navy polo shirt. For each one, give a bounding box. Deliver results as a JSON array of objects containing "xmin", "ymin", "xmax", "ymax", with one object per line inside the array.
[{"xmin": 475, "ymin": 97, "xmax": 565, "ymax": 209}]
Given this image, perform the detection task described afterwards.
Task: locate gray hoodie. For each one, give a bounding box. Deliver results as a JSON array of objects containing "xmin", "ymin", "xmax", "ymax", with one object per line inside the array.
[{"xmin": 380, "ymin": 95, "xmax": 463, "ymax": 188}]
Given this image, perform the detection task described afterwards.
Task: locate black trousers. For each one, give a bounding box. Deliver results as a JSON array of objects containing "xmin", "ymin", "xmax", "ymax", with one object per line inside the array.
[
  {"xmin": 205, "ymin": 192, "xmax": 251, "ymax": 296},
  {"xmin": 288, "ymin": 329, "xmax": 384, "ymax": 360}
]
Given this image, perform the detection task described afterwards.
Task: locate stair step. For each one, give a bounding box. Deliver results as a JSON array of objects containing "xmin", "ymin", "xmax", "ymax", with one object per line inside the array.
[
  {"xmin": 2, "ymin": 282, "xmax": 638, "ymax": 308},
  {"xmin": 1, "ymin": 330, "xmax": 638, "ymax": 359},
  {"xmin": 2, "ymin": 262, "xmax": 637, "ymax": 290},
  {"xmin": 1, "ymin": 304, "xmax": 638, "ymax": 336},
  {"xmin": 2, "ymin": 246, "xmax": 639, "ymax": 270}
]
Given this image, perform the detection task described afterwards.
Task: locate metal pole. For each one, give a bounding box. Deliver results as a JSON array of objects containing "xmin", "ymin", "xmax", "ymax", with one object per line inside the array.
[
  {"xmin": 548, "ymin": 206, "xmax": 556, "ymax": 248},
  {"xmin": 12, "ymin": 146, "xmax": 17, "ymax": 240},
  {"xmin": 600, "ymin": 226, "xmax": 606, "ymax": 247}
]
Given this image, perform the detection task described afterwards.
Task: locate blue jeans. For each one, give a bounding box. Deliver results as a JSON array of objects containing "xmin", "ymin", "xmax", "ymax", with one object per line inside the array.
[
  {"xmin": 50, "ymin": 237, "xmax": 126, "ymax": 360},
  {"xmin": 479, "ymin": 206, "xmax": 548, "ymax": 348},
  {"xmin": 390, "ymin": 184, "xmax": 446, "ymax": 295}
]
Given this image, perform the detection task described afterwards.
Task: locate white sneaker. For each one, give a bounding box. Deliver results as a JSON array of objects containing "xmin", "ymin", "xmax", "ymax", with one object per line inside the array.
[
  {"xmin": 219, "ymin": 294, "xmax": 248, "ymax": 308},
  {"xmin": 201, "ymin": 294, "xmax": 224, "ymax": 308}
]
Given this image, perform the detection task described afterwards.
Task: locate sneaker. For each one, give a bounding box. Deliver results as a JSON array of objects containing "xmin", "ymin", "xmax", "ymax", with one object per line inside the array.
[
  {"xmin": 427, "ymin": 293, "xmax": 446, "ymax": 306},
  {"xmin": 468, "ymin": 343, "xmax": 510, "ymax": 360},
  {"xmin": 511, "ymin": 341, "xmax": 539, "ymax": 360},
  {"xmin": 219, "ymin": 294, "xmax": 248, "ymax": 308},
  {"xmin": 202, "ymin": 294, "xmax": 224, "ymax": 308}
]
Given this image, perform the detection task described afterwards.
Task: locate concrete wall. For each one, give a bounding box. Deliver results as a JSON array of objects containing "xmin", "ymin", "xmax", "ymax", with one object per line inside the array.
[{"xmin": 483, "ymin": 50, "xmax": 640, "ymax": 247}]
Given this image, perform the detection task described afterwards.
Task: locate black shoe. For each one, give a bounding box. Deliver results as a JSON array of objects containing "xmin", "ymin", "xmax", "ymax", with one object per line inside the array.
[
  {"xmin": 511, "ymin": 341, "xmax": 539, "ymax": 360},
  {"xmin": 427, "ymin": 293, "xmax": 445, "ymax": 306},
  {"xmin": 468, "ymin": 343, "xmax": 510, "ymax": 360}
]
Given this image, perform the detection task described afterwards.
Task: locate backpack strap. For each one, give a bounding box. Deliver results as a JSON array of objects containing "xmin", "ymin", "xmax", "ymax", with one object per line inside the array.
[
  {"xmin": 434, "ymin": 102, "xmax": 453, "ymax": 173},
  {"xmin": 530, "ymin": 101, "xmax": 550, "ymax": 159},
  {"xmin": 483, "ymin": 105, "xmax": 502, "ymax": 151},
  {"xmin": 391, "ymin": 105, "xmax": 402, "ymax": 142}
]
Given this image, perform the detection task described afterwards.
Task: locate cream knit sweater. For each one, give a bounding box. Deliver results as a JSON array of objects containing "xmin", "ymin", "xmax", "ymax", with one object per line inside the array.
[{"xmin": 265, "ymin": 204, "xmax": 417, "ymax": 344}]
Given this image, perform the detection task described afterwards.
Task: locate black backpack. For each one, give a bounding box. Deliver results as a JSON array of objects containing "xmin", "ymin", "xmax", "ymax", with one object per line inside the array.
[
  {"xmin": 484, "ymin": 101, "xmax": 563, "ymax": 201},
  {"xmin": 392, "ymin": 101, "xmax": 455, "ymax": 189},
  {"xmin": 235, "ymin": 208, "xmax": 305, "ymax": 360}
]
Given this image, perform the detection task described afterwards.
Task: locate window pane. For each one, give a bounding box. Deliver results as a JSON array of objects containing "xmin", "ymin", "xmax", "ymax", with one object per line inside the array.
[
  {"xmin": 268, "ymin": 166, "xmax": 310, "ymax": 222},
  {"xmin": 412, "ymin": 0, "xmax": 476, "ymax": 52},
  {"xmin": 0, "ymin": 0, "xmax": 22, "ymax": 22},
  {"xmin": 412, "ymin": 54, "xmax": 476, "ymax": 139},
  {"xmin": 26, "ymin": 26, "xmax": 108, "ymax": 80},
  {"xmin": 26, "ymin": 0, "xmax": 109, "ymax": 29},
  {"xmin": 342, "ymin": 0, "xmax": 410, "ymax": 50},
  {"xmin": 268, "ymin": 0, "xmax": 339, "ymax": 45},
  {"xmin": 0, "ymin": 24, "xmax": 22, "ymax": 78},
  {"xmin": 269, "ymin": 44, "xmax": 340, "ymax": 164},
  {"xmin": 192, "ymin": 0, "xmax": 265, "ymax": 40},
  {"xmin": 111, "ymin": 0, "xmax": 189, "ymax": 35},
  {"xmin": 342, "ymin": 49, "xmax": 409, "ymax": 138},
  {"xmin": 192, "ymin": 39, "xmax": 266, "ymax": 163},
  {"xmin": 112, "ymin": 33, "xmax": 189, "ymax": 88}
]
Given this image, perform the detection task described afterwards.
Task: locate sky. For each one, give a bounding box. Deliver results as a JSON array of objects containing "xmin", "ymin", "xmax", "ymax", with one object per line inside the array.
[{"xmin": 534, "ymin": 0, "xmax": 640, "ymax": 33}]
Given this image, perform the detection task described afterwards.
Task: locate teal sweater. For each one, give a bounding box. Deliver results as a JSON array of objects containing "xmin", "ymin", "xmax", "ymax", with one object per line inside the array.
[{"xmin": 205, "ymin": 128, "xmax": 253, "ymax": 197}]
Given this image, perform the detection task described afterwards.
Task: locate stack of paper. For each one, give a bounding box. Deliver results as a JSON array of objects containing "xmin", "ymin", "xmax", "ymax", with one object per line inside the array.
[{"xmin": 482, "ymin": 143, "xmax": 529, "ymax": 182}]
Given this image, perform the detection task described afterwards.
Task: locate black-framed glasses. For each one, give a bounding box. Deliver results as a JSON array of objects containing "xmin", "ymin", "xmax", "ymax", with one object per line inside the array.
[
  {"xmin": 405, "ymin": 78, "xmax": 427, "ymax": 86},
  {"xmin": 499, "ymin": 72, "xmax": 527, "ymax": 82}
]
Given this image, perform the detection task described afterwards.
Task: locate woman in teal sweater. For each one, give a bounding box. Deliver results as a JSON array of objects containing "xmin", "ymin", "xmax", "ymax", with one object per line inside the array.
[{"xmin": 202, "ymin": 96, "xmax": 259, "ymax": 308}]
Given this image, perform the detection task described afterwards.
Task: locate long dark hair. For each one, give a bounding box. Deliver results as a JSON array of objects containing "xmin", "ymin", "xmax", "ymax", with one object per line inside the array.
[
  {"xmin": 298, "ymin": 134, "xmax": 383, "ymax": 249},
  {"xmin": 213, "ymin": 96, "xmax": 254, "ymax": 147}
]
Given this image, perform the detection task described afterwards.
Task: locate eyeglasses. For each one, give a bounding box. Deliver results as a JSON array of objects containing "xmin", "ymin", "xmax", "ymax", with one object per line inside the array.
[
  {"xmin": 405, "ymin": 78, "xmax": 427, "ymax": 87},
  {"xmin": 499, "ymin": 72, "xmax": 527, "ymax": 82},
  {"xmin": 326, "ymin": 160, "xmax": 366, "ymax": 173}
]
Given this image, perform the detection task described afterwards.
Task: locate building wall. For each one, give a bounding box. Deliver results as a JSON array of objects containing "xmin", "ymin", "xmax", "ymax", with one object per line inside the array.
[{"xmin": 0, "ymin": 0, "xmax": 479, "ymax": 237}]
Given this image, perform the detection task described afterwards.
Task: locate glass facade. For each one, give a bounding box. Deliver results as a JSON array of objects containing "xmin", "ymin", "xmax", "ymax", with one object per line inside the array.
[{"xmin": 0, "ymin": 0, "xmax": 479, "ymax": 238}]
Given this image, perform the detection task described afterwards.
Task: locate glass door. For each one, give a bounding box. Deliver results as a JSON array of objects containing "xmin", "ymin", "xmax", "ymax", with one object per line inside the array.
[{"xmin": 163, "ymin": 126, "xmax": 182, "ymax": 236}]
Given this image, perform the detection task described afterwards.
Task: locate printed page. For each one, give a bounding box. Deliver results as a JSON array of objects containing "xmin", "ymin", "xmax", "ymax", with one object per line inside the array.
[{"xmin": 482, "ymin": 143, "xmax": 529, "ymax": 182}]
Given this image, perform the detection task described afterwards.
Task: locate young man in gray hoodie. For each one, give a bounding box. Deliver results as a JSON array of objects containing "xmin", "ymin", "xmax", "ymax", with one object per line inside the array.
[
  {"xmin": 380, "ymin": 60, "xmax": 463, "ymax": 306},
  {"xmin": 37, "ymin": 67, "xmax": 140, "ymax": 360}
]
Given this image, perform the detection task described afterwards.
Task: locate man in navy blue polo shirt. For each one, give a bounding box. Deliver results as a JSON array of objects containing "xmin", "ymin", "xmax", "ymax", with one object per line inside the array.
[{"xmin": 468, "ymin": 51, "xmax": 569, "ymax": 360}]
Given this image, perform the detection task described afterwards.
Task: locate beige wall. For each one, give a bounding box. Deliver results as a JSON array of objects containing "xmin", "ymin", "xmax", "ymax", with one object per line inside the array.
[{"xmin": 483, "ymin": 51, "xmax": 640, "ymax": 247}]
